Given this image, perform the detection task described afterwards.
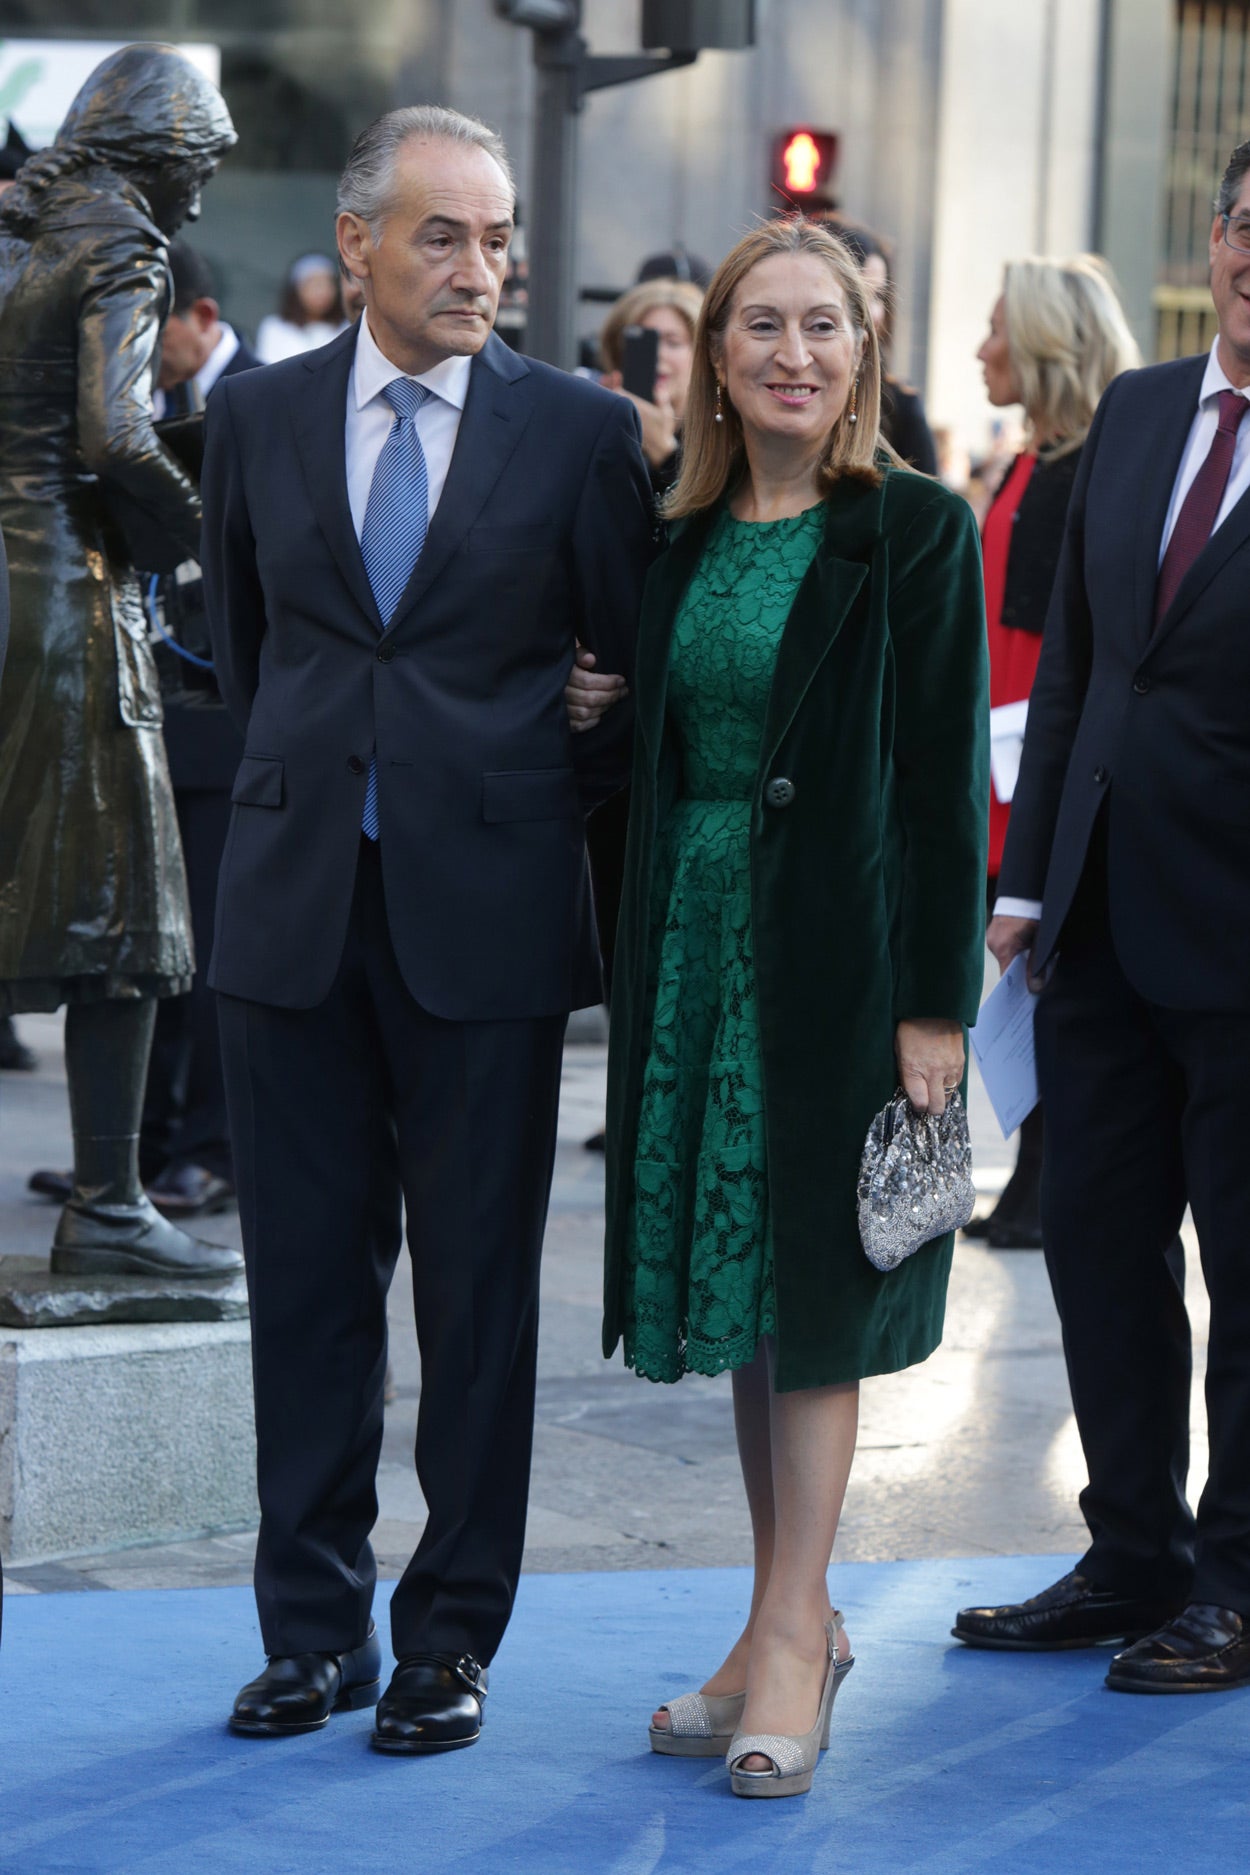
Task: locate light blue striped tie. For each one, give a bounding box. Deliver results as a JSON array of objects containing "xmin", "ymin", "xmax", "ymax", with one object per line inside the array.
[{"xmin": 359, "ymin": 377, "xmax": 430, "ymax": 840}]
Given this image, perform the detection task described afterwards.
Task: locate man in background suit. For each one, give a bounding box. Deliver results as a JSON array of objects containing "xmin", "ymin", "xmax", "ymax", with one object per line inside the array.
[
  {"xmin": 201, "ymin": 106, "xmax": 651, "ymax": 1751},
  {"xmin": 142, "ymin": 243, "xmax": 261, "ymax": 1217},
  {"xmin": 953, "ymin": 140, "xmax": 1250, "ymax": 1691}
]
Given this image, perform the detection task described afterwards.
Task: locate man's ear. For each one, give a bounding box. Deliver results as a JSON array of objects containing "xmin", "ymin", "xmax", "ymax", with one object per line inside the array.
[
  {"xmin": 193, "ymin": 297, "xmax": 220, "ymax": 333},
  {"xmin": 337, "ymin": 211, "xmax": 371, "ymax": 285}
]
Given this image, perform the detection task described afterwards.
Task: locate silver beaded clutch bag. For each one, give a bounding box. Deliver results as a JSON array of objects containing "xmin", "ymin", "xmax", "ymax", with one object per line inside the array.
[{"xmin": 857, "ymin": 1090, "xmax": 975, "ymax": 1272}]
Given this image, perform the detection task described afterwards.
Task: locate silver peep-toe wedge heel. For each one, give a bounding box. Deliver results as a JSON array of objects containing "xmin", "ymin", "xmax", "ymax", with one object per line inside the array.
[
  {"xmin": 648, "ymin": 1687, "xmax": 746, "ymax": 1757},
  {"xmin": 726, "ymin": 1613, "xmax": 855, "ymax": 1798}
]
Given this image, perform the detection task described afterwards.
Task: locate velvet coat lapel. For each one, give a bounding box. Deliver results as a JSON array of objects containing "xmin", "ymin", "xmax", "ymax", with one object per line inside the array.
[
  {"xmin": 288, "ymin": 327, "xmax": 533, "ymax": 642},
  {"xmin": 635, "ymin": 483, "xmax": 880, "ymax": 774}
]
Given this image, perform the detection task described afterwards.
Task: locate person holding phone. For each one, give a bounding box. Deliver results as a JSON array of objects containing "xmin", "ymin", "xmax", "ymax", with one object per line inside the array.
[
  {"xmin": 575, "ymin": 276, "xmax": 706, "ymax": 1151},
  {"xmin": 597, "ymin": 277, "xmax": 704, "ymax": 495}
]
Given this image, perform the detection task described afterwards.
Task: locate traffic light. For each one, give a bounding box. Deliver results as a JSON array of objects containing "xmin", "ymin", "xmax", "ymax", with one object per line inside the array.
[{"xmin": 771, "ymin": 128, "xmax": 838, "ymax": 205}]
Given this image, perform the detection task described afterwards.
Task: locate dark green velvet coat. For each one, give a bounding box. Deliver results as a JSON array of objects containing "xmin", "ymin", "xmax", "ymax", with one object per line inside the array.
[{"xmin": 603, "ymin": 467, "xmax": 990, "ymax": 1392}]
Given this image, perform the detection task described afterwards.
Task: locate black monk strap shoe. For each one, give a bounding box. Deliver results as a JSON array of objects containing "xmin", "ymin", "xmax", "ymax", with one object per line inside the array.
[
  {"xmin": 1105, "ymin": 1604, "xmax": 1250, "ymax": 1693},
  {"xmin": 952, "ymin": 1570, "xmax": 1185, "ymax": 1651},
  {"xmin": 230, "ymin": 1627, "xmax": 382, "ymax": 1735},
  {"xmin": 371, "ymin": 1652, "xmax": 489, "ymax": 1754}
]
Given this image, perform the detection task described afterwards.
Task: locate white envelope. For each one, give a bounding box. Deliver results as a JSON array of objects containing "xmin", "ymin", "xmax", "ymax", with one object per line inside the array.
[{"xmin": 969, "ymin": 953, "xmax": 1040, "ymax": 1137}]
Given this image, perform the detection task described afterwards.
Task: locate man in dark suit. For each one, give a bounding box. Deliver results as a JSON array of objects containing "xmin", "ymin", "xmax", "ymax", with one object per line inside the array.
[
  {"xmin": 201, "ymin": 106, "xmax": 651, "ymax": 1750},
  {"xmin": 142, "ymin": 243, "xmax": 262, "ymax": 1217},
  {"xmin": 953, "ymin": 140, "xmax": 1250, "ymax": 1692}
]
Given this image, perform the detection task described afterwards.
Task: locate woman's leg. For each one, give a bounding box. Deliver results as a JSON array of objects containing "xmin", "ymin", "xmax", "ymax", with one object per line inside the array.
[
  {"xmin": 651, "ymin": 1339, "xmax": 777, "ymax": 1727},
  {"xmin": 736, "ymin": 1351, "xmax": 858, "ymax": 1767}
]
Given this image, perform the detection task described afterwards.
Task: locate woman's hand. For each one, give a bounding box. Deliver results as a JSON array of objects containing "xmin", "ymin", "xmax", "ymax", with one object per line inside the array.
[
  {"xmin": 895, "ymin": 1018, "xmax": 965, "ymax": 1117},
  {"xmin": 600, "ymin": 370, "xmax": 678, "ymax": 471},
  {"xmin": 565, "ymin": 645, "xmax": 628, "ymax": 733}
]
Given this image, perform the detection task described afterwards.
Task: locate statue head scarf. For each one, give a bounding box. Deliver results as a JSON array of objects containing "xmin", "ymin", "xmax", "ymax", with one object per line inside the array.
[{"xmin": 0, "ymin": 44, "xmax": 236, "ymax": 235}]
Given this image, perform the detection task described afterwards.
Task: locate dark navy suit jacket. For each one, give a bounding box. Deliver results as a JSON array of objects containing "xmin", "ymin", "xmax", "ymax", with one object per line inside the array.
[
  {"xmin": 1000, "ymin": 353, "xmax": 1250, "ymax": 1009},
  {"xmin": 200, "ymin": 325, "xmax": 653, "ymax": 1018}
]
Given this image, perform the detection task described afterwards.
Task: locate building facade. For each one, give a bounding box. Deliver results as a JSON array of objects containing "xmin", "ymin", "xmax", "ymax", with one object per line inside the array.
[{"xmin": 0, "ymin": 3, "xmax": 1205, "ymax": 450}]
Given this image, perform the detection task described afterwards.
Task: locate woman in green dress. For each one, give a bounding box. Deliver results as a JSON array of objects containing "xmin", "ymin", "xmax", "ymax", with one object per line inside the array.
[{"xmin": 600, "ymin": 219, "xmax": 989, "ymax": 1796}]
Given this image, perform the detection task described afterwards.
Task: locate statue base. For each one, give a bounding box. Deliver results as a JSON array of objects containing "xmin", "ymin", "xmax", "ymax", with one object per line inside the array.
[
  {"xmin": 0, "ymin": 1256, "xmax": 248, "ymax": 1328},
  {"xmin": 0, "ymin": 1283, "xmax": 256, "ymax": 1564}
]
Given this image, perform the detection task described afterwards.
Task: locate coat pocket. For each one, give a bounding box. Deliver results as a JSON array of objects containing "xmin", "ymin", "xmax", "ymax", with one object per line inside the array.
[
  {"xmin": 230, "ymin": 754, "xmax": 284, "ymax": 807},
  {"xmin": 481, "ymin": 767, "xmax": 578, "ymax": 822}
]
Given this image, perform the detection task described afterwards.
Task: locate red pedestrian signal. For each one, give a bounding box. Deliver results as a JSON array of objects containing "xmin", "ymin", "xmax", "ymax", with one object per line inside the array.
[{"xmin": 772, "ymin": 128, "xmax": 837, "ymax": 203}]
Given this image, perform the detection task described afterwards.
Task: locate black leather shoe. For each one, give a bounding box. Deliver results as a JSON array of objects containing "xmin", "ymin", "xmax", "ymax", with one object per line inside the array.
[
  {"xmin": 148, "ymin": 1162, "xmax": 236, "ymax": 1218},
  {"xmin": 230, "ymin": 1627, "xmax": 382, "ymax": 1735},
  {"xmin": 987, "ymin": 1214, "xmax": 1043, "ymax": 1250},
  {"xmin": 960, "ymin": 1212, "xmax": 995, "ymax": 1240},
  {"xmin": 371, "ymin": 1652, "xmax": 488, "ymax": 1754},
  {"xmin": 1105, "ymin": 1604, "xmax": 1250, "ymax": 1693},
  {"xmin": 952, "ymin": 1570, "xmax": 1184, "ymax": 1651},
  {"xmin": 28, "ymin": 1167, "xmax": 73, "ymax": 1204}
]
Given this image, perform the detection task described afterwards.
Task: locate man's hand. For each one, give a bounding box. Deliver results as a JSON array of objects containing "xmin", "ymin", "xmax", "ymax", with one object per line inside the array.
[
  {"xmin": 895, "ymin": 1018, "xmax": 965, "ymax": 1117},
  {"xmin": 565, "ymin": 646, "xmax": 628, "ymax": 733},
  {"xmin": 987, "ymin": 914, "xmax": 1041, "ymax": 984},
  {"xmin": 600, "ymin": 371, "xmax": 678, "ymax": 471}
]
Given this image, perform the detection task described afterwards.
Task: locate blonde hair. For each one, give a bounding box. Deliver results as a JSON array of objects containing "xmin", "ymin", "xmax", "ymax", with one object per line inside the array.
[
  {"xmin": 666, "ymin": 217, "xmax": 884, "ymax": 521},
  {"xmin": 599, "ymin": 278, "xmax": 704, "ymax": 374},
  {"xmin": 1001, "ymin": 254, "xmax": 1141, "ymax": 457}
]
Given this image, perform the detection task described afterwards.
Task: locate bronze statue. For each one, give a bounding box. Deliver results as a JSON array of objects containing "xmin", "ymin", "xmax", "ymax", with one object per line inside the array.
[{"xmin": 0, "ymin": 45, "xmax": 241, "ymax": 1278}]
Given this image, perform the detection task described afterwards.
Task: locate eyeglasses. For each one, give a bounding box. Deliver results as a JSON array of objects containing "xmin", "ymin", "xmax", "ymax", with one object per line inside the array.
[{"xmin": 1223, "ymin": 212, "xmax": 1250, "ymax": 254}]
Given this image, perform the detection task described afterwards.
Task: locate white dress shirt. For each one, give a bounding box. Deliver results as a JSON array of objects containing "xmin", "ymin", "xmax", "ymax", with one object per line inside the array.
[
  {"xmin": 151, "ymin": 323, "xmax": 243, "ymax": 420},
  {"xmin": 1158, "ymin": 339, "xmax": 1250, "ymax": 562},
  {"xmin": 197, "ymin": 323, "xmax": 242, "ymax": 399},
  {"xmin": 994, "ymin": 342, "xmax": 1250, "ymax": 925},
  {"xmin": 346, "ymin": 315, "xmax": 471, "ymax": 542}
]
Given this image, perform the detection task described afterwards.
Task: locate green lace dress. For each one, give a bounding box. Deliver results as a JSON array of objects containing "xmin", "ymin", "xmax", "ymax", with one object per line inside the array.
[{"xmin": 621, "ymin": 503, "xmax": 825, "ymax": 1383}]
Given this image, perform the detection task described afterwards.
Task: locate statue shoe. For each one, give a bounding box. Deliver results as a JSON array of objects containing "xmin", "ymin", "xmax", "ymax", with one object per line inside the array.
[{"xmin": 50, "ymin": 1194, "xmax": 243, "ymax": 1278}]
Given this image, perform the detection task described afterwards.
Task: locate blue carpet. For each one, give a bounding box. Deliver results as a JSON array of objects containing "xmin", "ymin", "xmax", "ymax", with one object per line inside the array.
[{"xmin": 2, "ymin": 1556, "xmax": 1248, "ymax": 1874}]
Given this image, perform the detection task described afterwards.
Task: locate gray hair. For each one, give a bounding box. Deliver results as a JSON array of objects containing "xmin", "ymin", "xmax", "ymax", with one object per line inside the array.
[
  {"xmin": 1217, "ymin": 139, "xmax": 1250, "ymax": 217},
  {"xmin": 336, "ymin": 105, "xmax": 515, "ymax": 241}
]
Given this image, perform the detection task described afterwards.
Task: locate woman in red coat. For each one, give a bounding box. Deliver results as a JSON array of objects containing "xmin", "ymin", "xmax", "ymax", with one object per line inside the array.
[{"xmin": 971, "ymin": 255, "xmax": 1139, "ymax": 1246}]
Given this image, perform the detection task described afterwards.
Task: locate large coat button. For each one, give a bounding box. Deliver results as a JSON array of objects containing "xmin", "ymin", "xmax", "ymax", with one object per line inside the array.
[
  {"xmin": 764, "ymin": 777, "xmax": 796, "ymax": 808},
  {"xmin": 347, "ymin": 755, "xmax": 365, "ymax": 774}
]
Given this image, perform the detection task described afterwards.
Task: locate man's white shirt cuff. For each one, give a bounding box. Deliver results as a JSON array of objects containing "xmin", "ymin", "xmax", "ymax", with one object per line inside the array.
[{"xmin": 993, "ymin": 897, "xmax": 1043, "ymax": 920}]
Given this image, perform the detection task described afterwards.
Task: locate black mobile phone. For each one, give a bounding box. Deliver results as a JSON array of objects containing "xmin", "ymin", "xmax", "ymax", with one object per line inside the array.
[{"xmin": 620, "ymin": 324, "xmax": 659, "ymax": 402}]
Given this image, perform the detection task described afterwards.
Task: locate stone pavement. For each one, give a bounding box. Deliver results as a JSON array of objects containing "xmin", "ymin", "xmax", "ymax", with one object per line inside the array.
[{"xmin": 0, "ymin": 1004, "xmax": 1210, "ymax": 1598}]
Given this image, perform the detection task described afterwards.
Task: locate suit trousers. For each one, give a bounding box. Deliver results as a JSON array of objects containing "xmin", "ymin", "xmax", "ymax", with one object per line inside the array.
[
  {"xmin": 1035, "ymin": 850, "xmax": 1250, "ymax": 1613},
  {"xmin": 218, "ymin": 839, "xmax": 567, "ymax": 1662}
]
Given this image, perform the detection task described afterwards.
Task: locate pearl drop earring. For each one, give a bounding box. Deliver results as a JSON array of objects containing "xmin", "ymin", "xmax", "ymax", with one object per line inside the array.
[{"xmin": 714, "ymin": 382, "xmax": 725, "ymax": 424}]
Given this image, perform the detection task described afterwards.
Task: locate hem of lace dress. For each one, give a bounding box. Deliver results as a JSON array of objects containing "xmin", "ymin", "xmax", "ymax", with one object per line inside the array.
[{"xmin": 624, "ymin": 1322, "xmax": 777, "ymax": 1386}]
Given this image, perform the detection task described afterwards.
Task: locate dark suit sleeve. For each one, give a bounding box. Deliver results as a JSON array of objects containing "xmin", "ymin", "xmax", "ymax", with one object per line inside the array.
[
  {"xmin": 200, "ymin": 379, "xmax": 267, "ymax": 733},
  {"xmin": 995, "ymin": 382, "xmax": 1116, "ymax": 901},
  {"xmin": 889, "ymin": 489, "xmax": 990, "ymax": 1026},
  {"xmin": 566, "ymin": 398, "xmax": 656, "ymax": 813}
]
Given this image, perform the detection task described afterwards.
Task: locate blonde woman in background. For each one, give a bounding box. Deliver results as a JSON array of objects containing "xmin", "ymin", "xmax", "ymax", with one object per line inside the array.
[
  {"xmin": 579, "ymin": 277, "xmax": 706, "ymax": 1155},
  {"xmin": 966, "ymin": 255, "xmax": 1140, "ymax": 1250}
]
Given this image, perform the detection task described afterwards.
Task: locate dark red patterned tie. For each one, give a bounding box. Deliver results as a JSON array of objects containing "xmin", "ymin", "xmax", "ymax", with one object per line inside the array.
[{"xmin": 1155, "ymin": 388, "xmax": 1249, "ymax": 623}]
